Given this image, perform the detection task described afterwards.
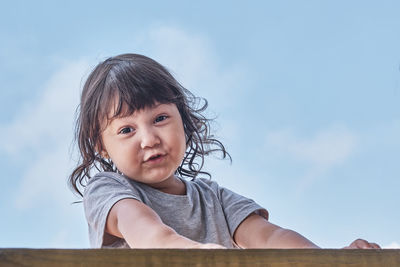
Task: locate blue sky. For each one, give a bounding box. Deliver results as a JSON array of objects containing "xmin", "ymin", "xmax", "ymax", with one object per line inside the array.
[{"xmin": 0, "ymin": 0, "xmax": 399, "ymax": 248}]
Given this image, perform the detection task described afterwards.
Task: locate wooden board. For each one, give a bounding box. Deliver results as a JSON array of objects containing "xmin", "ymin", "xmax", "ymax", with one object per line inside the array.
[{"xmin": 1, "ymin": 249, "xmax": 399, "ymax": 267}]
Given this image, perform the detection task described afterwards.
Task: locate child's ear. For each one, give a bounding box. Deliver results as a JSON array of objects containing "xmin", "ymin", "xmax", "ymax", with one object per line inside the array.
[
  {"xmin": 100, "ymin": 150, "xmax": 110, "ymax": 159},
  {"xmin": 96, "ymin": 142, "xmax": 109, "ymax": 159}
]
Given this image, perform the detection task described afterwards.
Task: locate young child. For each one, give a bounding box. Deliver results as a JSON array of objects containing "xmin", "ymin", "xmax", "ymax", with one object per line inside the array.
[{"xmin": 69, "ymin": 53, "xmax": 380, "ymax": 249}]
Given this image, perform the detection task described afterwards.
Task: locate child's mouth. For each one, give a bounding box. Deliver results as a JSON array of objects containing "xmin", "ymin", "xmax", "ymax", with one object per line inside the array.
[
  {"xmin": 150, "ymin": 155, "xmax": 161, "ymax": 160},
  {"xmin": 145, "ymin": 154, "xmax": 165, "ymax": 163}
]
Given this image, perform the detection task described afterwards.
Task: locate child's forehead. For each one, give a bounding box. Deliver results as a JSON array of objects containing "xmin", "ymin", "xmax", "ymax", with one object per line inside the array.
[{"xmin": 108, "ymin": 100, "xmax": 160, "ymax": 115}]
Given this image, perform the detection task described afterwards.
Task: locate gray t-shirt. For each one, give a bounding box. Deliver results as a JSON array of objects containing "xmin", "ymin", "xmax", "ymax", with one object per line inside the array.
[{"xmin": 83, "ymin": 172, "xmax": 268, "ymax": 248}]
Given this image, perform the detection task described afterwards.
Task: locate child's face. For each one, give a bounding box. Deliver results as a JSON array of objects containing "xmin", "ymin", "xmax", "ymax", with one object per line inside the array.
[{"xmin": 100, "ymin": 103, "xmax": 186, "ymax": 188}]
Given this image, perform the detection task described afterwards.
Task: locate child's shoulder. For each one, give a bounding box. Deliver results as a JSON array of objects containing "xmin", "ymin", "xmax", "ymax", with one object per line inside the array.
[
  {"xmin": 84, "ymin": 171, "xmax": 135, "ymax": 196},
  {"xmin": 88, "ymin": 171, "xmax": 129, "ymax": 185},
  {"xmin": 83, "ymin": 172, "xmax": 145, "ymax": 206}
]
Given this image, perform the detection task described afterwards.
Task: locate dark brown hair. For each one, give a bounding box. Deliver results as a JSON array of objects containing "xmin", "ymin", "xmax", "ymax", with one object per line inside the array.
[{"xmin": 69, "ymin": 53, "xmax": 230, "ymax": 196}]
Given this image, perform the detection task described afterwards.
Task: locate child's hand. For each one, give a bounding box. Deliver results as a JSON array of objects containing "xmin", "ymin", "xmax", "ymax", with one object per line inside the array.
[{"xmin": 343, "ymin": 239, "xmax": 381, "ymax": 249}]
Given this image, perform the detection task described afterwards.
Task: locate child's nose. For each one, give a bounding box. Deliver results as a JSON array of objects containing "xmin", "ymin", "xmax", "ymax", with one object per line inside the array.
[{"xmin": 140, "ymin": 128, "xmax": 161, "ymax": 149}]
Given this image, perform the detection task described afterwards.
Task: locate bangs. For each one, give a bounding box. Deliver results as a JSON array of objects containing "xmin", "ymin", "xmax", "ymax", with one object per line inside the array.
[{"xmin": 97, "ymin": 62, "xmax": 181, "ymax": 128}]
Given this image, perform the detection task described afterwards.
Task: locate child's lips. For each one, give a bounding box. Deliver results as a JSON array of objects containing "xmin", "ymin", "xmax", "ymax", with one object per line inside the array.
[{"xmin": 144, "ymin": 153, "xmax": 166, "ymax": 163}]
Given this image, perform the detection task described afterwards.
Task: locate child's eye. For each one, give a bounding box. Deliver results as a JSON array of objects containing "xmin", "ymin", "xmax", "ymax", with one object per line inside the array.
[
  {"xmin": 119, "ymin": 127, "xmax": 134, "ymax": 134},
  {"xmin": 154, "ymin": 115, "xmax": 168, "ymax": 123}
]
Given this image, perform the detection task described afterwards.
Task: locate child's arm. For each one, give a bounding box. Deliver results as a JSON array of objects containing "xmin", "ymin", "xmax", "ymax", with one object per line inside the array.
[
  {"xmin": 106, "ymin": 198, "xmax": 225, "ymax": 249},
  {"xmin": 234, "ymin": 213, "xmax": 319, "ymax": 248},
  {"xmin": 234, "ymin": 213, "xmax": 380, "ymax": 249}
]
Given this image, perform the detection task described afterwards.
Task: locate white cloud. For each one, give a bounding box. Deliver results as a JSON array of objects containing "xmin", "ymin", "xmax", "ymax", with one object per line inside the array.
[
  {"xmin": 1, "ymin": 59, "xmax": 88, "ymax": 155},
  {"xmin": 14, "ymin": 144, "xmax": 73, "ymax": 209},
  {"xmin": 141, "ymin": 26, "xmax": 246, "ymax": 111},
  {"xmin": 266, "ymin": 125, "xmax": 357, "ymax": 168},
  {"xmin": 383, "ymin": 241, "xmax": 400, "ymax": 249},
  {"xmin": 147, "ymin": 26, "xmax": 216, "ymax": 87},
  {"xmin": 0, "ymin": 59, "xmax": 90, "ymax": 248},
  {"xmin": 265, "ymin": 125, "xmax": 358, "ymax": 193},
  {"xmin": 0, "ymin": 59, "xmax": 90, "ymax": 209}
]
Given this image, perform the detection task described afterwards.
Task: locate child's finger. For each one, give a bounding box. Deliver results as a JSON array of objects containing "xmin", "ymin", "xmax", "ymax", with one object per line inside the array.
[
  {"xmin": 370, "ymin": 242, "xmax": 381, "ymax": 249},
  {"xmin": 345, "ymin": 238, "xmax": 381, "ymax": 249},
  {"xmin": 357, "ymin": 239, "xmax": 376, "ymax": 249}
]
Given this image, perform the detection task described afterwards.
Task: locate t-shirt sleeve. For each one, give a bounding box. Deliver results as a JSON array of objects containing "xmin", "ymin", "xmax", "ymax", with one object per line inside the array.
[
  {"xmin": 83, "ymin": 172, "xmax": 142, "ymax": 248},
  {"xmin": 214, "ymin": 182, "xmax": 269, "ymax": 237}
]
